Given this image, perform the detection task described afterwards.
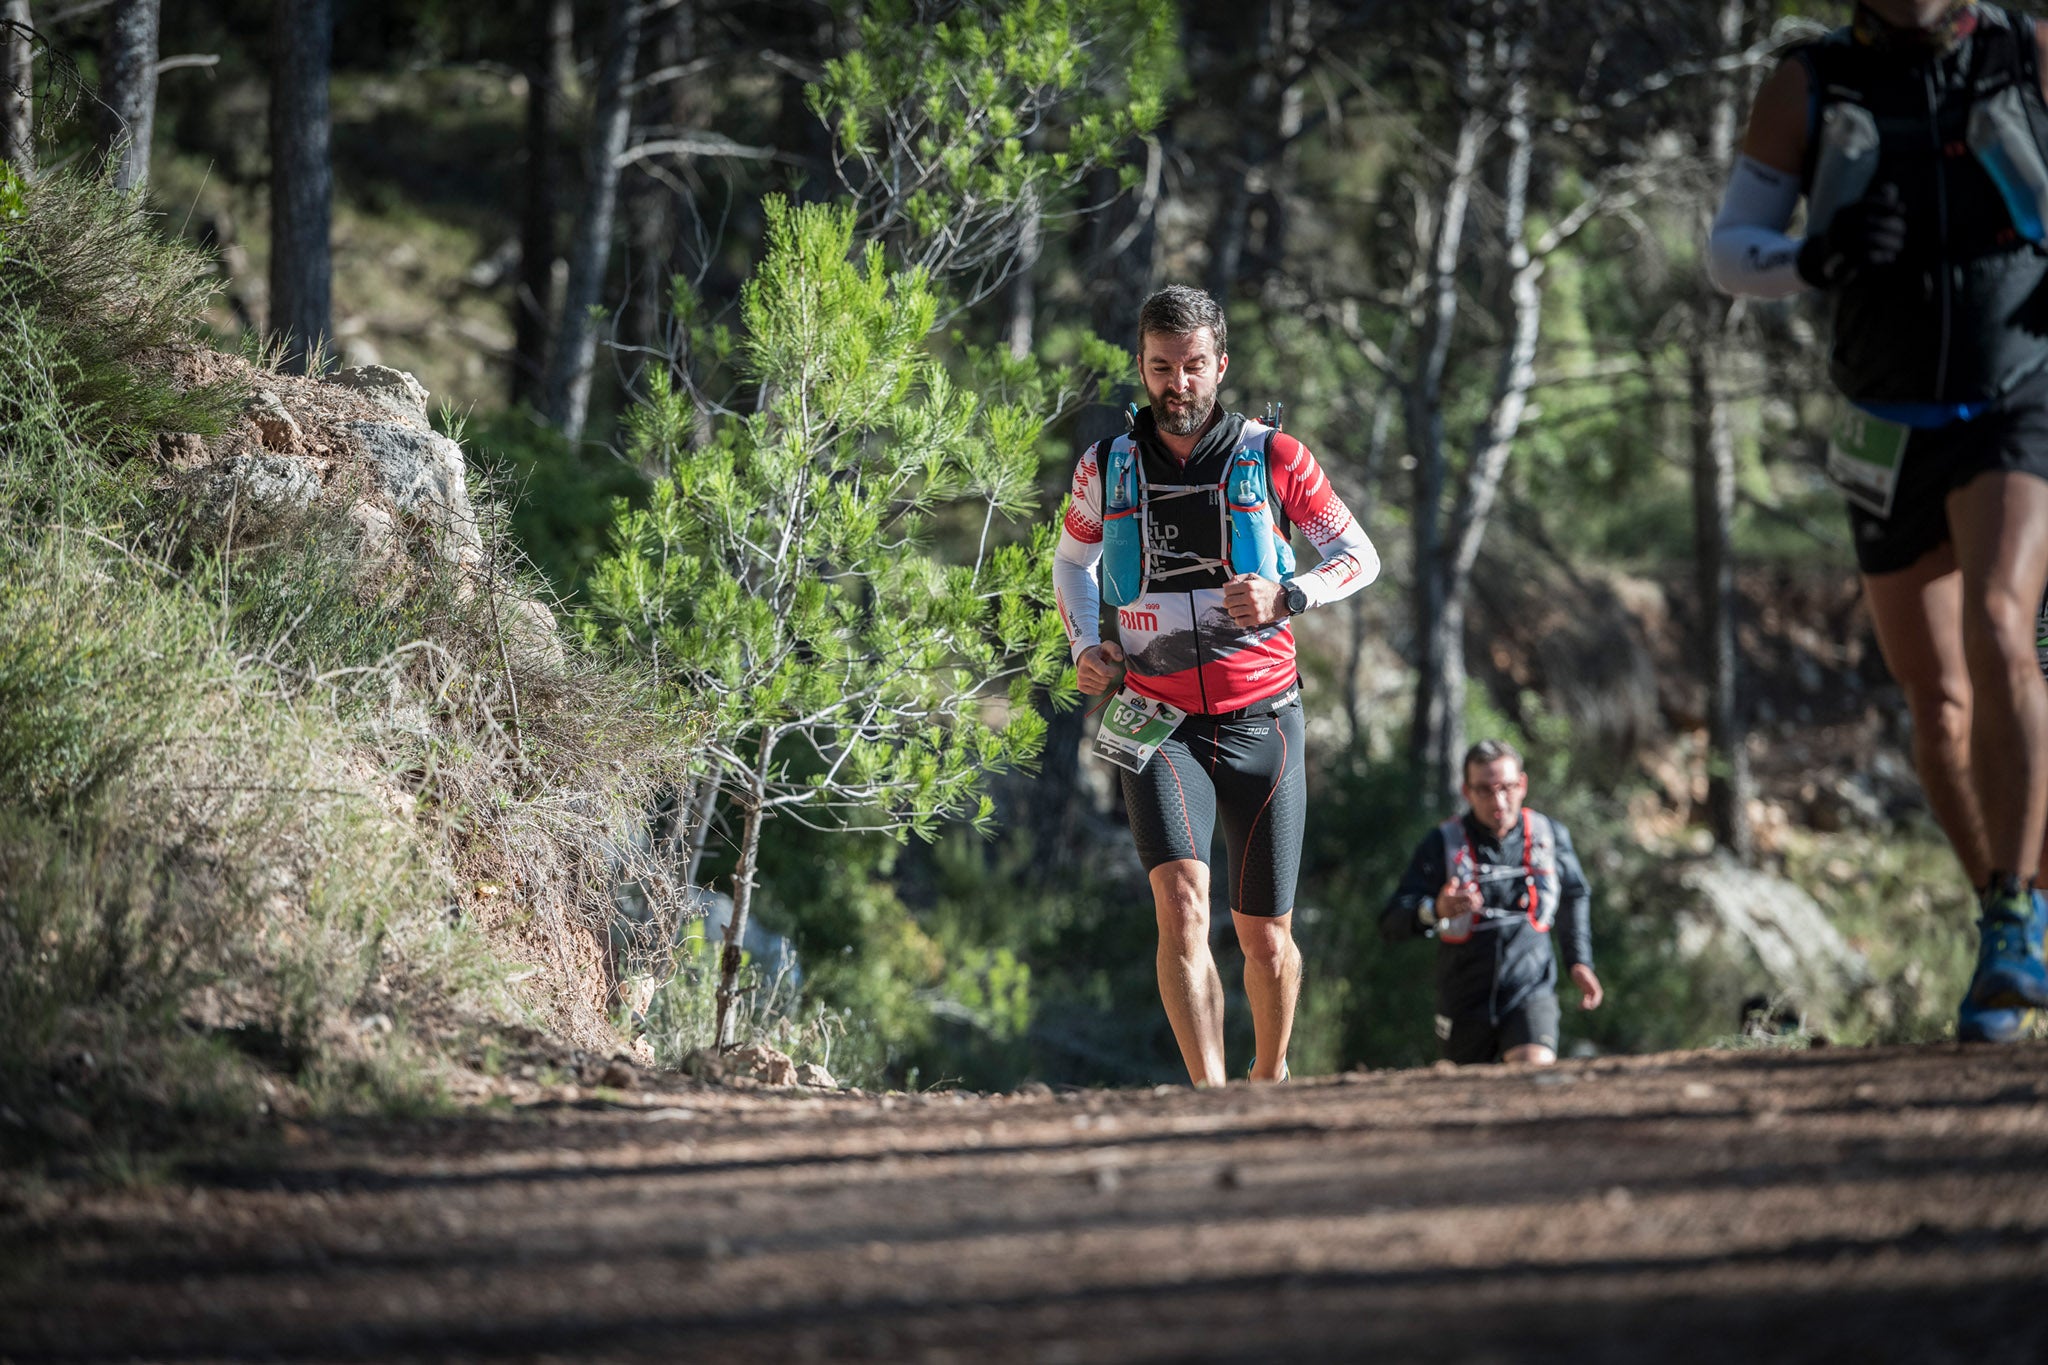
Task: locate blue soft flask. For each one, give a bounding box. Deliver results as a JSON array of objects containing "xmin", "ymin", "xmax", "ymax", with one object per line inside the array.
[
  {"xmin": 1227, "ymin": 453, "xmax": 1279, "ymax": 583},
  {"xmin": 1101, "ymin": 446, "xmax": 1143, "ymax": 607},
  {"xmin": 1969, "ymin": 86, "xmax": 2048, "ymax": 245}
]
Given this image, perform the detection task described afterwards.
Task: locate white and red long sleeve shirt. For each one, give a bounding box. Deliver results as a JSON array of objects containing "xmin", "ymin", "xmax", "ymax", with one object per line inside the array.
[{"xmin": 1052, "ymin": 409, "xmax": 1379, "ymax": 715}]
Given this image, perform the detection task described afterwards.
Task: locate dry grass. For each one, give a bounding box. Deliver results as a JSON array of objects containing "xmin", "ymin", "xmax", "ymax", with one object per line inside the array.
[{"xmin": 1, "ymin": 166, "xmax": 700, "ymax": 1175}]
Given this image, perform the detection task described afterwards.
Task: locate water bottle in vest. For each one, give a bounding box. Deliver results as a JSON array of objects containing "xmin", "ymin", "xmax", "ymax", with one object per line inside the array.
[
  {"xmin": 1969, "ymin": 87, "xmax": 2048, "ymax": 245},
  {"xmin": 1227, "ymin": 452, "xmax": 1279, "ymax": 583},
  {"xmin": 1101, "ymin": 442, "xmax": 1144, "ymax": 607},
  {"xmin": 1806, "ymin": 102, "xmax": 1879, "ymax": 237}
]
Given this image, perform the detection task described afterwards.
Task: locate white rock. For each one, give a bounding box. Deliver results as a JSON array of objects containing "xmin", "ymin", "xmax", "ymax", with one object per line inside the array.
[
  {"xmin": 795, "ymin": 1062, "xmax": 837, "ymax": 1090},
  {"xmin": 342, "ymin": 421, "xmax": 483, "ymax": 565},
  {"xmin": 328, "ymin": 365, "xmax": 431, "ymax": 430},
  {"xmin": 1665, "ymin": 851, "xmax": 1874, "ymax": 1020}
]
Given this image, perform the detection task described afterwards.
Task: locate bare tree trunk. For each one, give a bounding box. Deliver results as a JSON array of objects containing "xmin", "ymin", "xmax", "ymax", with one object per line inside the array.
[
  {"xmin": 681, "ymin": 763, "xmax": 721, "ymax": 889},
  {"xmin": 1692, "ymin": 0, "xmax": 1756, "ymax": 860},
  {"xmin": 268, "ymin": 0, "xmax": 333, "ymax": 375},
  {"xmin": 1409, "ymin": 23, "xmax": 1541, "ymax": 810},
  {"xmin": 542, "ymin": 0, "xmax": 641, "ymax": 441},
  {"xmin": 713, "ymin": 766, "xmax": 765, "ymax": 1051},
  {"xmin": 1344, "ymin": 368, "xmax": 1399, "ymax": 752},
  {"xmin": 1404, "ymin": 108, "xmax": 1486, "ymax": 806},
  {"xmin": 1005, "ymin": 189, "xmax": 1040, "ymax": 360},
  {"xmin": 2, "ymin": 2, "xmax": 33, "ymax": 175},
  {"xmin": 94, "ymin": 0, "xmax": 157, "ymax": 192},
  {"xmin": 511, "ymin": 0, "xmax": 572, "ymax": 408}
]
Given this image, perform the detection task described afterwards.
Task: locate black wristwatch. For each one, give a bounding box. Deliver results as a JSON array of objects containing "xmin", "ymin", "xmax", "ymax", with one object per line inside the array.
[{"xmin": 1283, "ymin": 582, "xmax": 1309, "ymax": 616}]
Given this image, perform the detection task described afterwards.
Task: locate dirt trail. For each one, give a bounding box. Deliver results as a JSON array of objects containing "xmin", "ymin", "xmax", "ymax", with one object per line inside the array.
[{"xmin": 6, "ymin": 1043, "xmax": 2048, "ymax": 1363}]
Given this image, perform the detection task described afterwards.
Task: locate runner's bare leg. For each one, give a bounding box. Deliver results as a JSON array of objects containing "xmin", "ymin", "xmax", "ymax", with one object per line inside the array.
[
  {"xmin": 1863, "ymin": 544, "xmax": 1991, "ymax": 887},
  {"xmin": 1234, "ymin": 910, "xmax": 1298, "ymax": 1080},
  {"xmin": 1152, "ymin": 860, "xmax": 1228, "ymax": 1086},
  {"xmin": 1948, "ymin": 472, "xmax": 2048, "ymax": 883}
]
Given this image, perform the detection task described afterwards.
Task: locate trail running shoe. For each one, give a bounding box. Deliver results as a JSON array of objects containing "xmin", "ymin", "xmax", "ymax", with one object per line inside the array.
[
  {"xmin": 1965, "ymin": 887, "xmax": 2048, "ymax": 1012},
  {"xmin": 1957, "ymin": 996, "xmax": 2035, "ymax": 1044}
]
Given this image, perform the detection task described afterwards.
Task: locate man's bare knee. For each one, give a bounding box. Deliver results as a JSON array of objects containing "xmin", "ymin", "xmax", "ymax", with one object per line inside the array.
[
  {"xmin": 1233, "ymin": 910, "xmax": 1296, "ymax": 971},
  {"xmin": 1151, "ymin": 862, "xmax": 1209, "ymax": 949},
  {"xmin": 1963, "ymin": 582, "xmax": 2041, "ymax": 660}
]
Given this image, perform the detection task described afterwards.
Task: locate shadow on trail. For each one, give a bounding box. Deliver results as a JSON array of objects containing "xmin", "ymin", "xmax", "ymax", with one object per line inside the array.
[
  {"xmin": 20, "ymin": 1223, "xmax": 2048, "ymax": 1362},
  {"xmin": 83, "ymin": 1142, "xmax": 2048, "ymax": 1291}
]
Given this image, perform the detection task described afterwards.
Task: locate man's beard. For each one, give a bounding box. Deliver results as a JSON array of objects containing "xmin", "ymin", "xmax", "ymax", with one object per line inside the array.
[{"xmin": 1155, "ymin": 391, "xmax": 1213, "ymax": 437}]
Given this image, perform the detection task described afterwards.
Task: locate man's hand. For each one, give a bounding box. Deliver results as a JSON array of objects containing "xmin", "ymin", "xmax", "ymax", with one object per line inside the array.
[
  {"xmin": 1223, "ymin": 573, "xmax": 1287, "ymax": 629},
  {"xmin": 1795, "ymin": 182, "xmax": 1906, "ymax": 289},
  {"xmin": 1076, "ymin": 640, "xmax": 1126, "ymax": 695},
  {"xmin": 1570, "ymin": 962, "xmax": 1604, "ymax": 1011},
  {"xmin": 1435, "ymin": 877, "xmax": 1482, "ymax": 919}
]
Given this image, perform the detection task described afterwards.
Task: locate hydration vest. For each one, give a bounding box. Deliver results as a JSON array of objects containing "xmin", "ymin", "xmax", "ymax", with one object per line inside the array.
[
  {"xmin": 1797, "ymin": 5, "xmax": 2048, "ymax": 406},
  {"xmin": 1433, "ymin": 810, "xmax": 1561, "ymax": 946},
  {"xmin": 1100, "ymin": 418, "xmax": 1297, "ymax": 608}
]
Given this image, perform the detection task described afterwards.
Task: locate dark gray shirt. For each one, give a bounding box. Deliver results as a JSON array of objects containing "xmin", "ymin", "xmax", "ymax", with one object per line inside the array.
[{"xmin": 1380, "ymin": 810, "xmax": 1593, "ymax": 1020}]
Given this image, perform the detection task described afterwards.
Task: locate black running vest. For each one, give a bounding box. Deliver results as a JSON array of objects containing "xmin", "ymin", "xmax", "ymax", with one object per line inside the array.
[{"xmin": 1796, "ymin": 5, "xmax": 2048, "ymax": 405}]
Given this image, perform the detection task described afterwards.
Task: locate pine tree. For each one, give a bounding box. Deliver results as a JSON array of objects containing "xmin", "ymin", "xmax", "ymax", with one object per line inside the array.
[{"xmin": 588, "ymin": 199, "xmax": 1082, "ymax": 1047}]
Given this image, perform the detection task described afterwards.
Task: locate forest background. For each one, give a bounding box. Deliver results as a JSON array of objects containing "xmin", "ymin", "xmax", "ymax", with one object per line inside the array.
[{"xmin": 1, "ymin": 0, "xmax": 1986, "ymax": 1124}]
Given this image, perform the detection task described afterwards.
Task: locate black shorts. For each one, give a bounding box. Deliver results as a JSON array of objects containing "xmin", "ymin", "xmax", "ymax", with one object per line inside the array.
[
  {"xmin": 1437, "ymin": 992, "xmax": 1561, "ymax": 1065},
  {"xmin": 1121, "ymin": 698, "xmax": 1304, "ymax": 918},
  {"xmin": 1848, "ymin": 378, "xmax": 2048, "ymax": 576}
]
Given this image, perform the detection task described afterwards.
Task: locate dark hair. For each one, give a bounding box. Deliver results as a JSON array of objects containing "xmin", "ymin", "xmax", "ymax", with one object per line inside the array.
[
  {"xmin": 1137, "ymin": 285, "xmax": 1227, "ymax": 358},
  {"xmin": 1461, "ymin": 739, "xmax": 1523, "ymax": 784}
]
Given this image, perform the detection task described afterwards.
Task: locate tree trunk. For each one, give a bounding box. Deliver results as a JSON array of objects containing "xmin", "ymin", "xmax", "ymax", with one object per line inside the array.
[
  {"xmin": 713, "ymin": 769, "xmax": 765, "ymax": 1051},
  {"xmin": 1689, "ymin": 342, "xmax": 1753, "ymax": 857},
  {"xmin": 510, "ymin": 0, "xmax": 571, "ymax": 408},
  {"xmin": 2, "ymin": 2, "xmax": 33, "ymax": 175},
  {"xmin": 681, "ymin": 763, "xmax": 721, "ymax": 889},
  {"xmin": 94, "ymin": 0, "xmax": 157, "ymax": 192},
  {"xmin": 268, "ymin": 0, "xmax": 333, "ymax": 375},
  {"xmin": 1404, "ymin": 108, "xmax": 1485, "ymax": 806},
  {"xmin": 1691, "ymin": 0, "xmax": 1756, "ymax": 859},
  {"xmin": 1005, "ymin": 189, "xmax": 1040, "ymax": 360},
  {"xmin": 1344, "ymin": 370, "xmax": 1399, "ymax": 752},
  {"xmin": 1409, "ymin": 28, "xmax": 1540, "ymax": 811},
  {"xmin": 542, "ymin": 0, "xmax": 641, "ymax": 441}
]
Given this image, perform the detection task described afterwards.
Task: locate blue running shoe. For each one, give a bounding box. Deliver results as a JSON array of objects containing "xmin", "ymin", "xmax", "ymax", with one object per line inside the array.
[
  {"xmin": 1965, "ymin": 887, "xmax": 2048, "ymax": 1011},
  {"xmin": 1958, "ymin": 997, "xmax": 2035, "ymax": 1044}
]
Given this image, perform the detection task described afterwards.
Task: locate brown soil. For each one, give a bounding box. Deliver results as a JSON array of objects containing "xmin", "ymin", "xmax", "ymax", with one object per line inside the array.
[{"xmin": 6, "ymin": 1042, "xmax": 2047, "ymax": 1363}]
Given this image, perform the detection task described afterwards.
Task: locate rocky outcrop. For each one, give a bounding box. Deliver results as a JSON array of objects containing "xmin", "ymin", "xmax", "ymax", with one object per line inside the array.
[
  {"xmin": 161, "ymin": 351, "xmax": 519, "ymax": 600},
  {"xmin": 327, "ymin": 363, "xmax": 432, "ymax": 430},
  {"xmin": 1657, "ymin": 851, "xmax": 1875, "ymax": 1028}
]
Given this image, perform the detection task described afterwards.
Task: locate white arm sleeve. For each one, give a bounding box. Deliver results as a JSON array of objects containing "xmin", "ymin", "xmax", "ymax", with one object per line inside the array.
[
  {"xmin": 1293, "ymin": 514, "xmax": 1379, "ymax": 611},
  {"xmin": 1052, "ymin": 448, "xmax": 1105, "ymax": 662},
  {"xmin": 1268, "ymin": 434, "xmax": 1379, "ymax": 611},
  {"xmin": 1708, "ymin": 155, "xmax": 1809, "ymax": 300}
]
